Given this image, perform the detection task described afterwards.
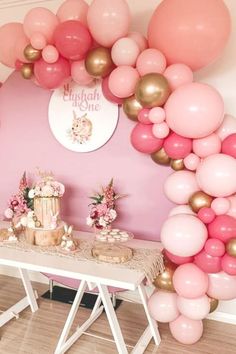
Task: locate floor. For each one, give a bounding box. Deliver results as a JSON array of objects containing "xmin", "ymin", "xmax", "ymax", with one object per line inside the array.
[{"xmin": 0, "ymin": 275, "xmax": 235, "ymax": 354}]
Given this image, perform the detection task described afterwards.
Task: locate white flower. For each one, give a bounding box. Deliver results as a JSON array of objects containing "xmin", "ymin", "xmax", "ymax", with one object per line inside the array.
[
  {"xmin": 109, "ymin": 209, "xmax": 117, "ymax": 221},
  {"xmin": 28, "ymin": 189, "xmax": 35, "ymax": 199},
  {"xmin": 98, "ymin": 217, "xmax": 107, "ymax": 227},
  {"xmin": 27, "ymin": 211, "xmax": 35, "ymax": 218},
  {"xmin": 86, "ymin": 217, "xmax": 94, "ymax": 227},
  {"xmin": 20, "ymin": 217, "xmax": 28, "ymax": 227},
  {"xmin": 28, "ymin": 221, "xmax": 35, "ymax": 228},
  {"xmin": 4, "ymin": 208, "xmax": 14, "ymax": 219}
]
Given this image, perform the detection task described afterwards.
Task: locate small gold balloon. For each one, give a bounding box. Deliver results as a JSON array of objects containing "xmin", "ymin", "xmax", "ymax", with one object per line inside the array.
[
  {"xmin": 209, "ymin": 297, "xmax": 219, "ymax": 313},
  {"xmin": 24, "ymin": 44, "xmax": 42, "ymax": 62},
  {"xmin": 170, "ymin": 159, "xmax": 184, "ymax": 171},
  {"xmin": 135, "ymin": 73, "xmax": 171, "ymax": 108},
  {"xmin": 123, "ymin": 95, "xmax": 142, "ymax": 121},
  {"xmin": 85, "ymin": 47, "xmax": 114, "ymax": 78},
  {"xmin": 153, "ymin": 262, "xmax": 176, "ymax": 292},
  {"xmin": 20, "ymin": 64, "xmax": 34, "ymax": 80},
  {"xmin": 151, "ymin": 148, "xmax": 171, "ymax": 166},
  {"xmin": 226, "ymin": 238, "xmax": 236, "ymax": 257},
  {"xmin": 189, "ymin": 191, "xmax": 213, "ymax": 213}
]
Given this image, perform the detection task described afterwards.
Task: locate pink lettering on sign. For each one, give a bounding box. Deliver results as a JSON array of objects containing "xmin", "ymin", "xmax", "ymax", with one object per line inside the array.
[{"xmin": 63, "ymin": 84, "xmax": 101, "ymax": 111}]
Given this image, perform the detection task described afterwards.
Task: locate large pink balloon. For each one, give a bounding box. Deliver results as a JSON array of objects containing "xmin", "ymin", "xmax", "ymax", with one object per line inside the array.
[
  {"xmin": 194, "ymin": 250, "xmax": 222, "ymax": 274},
  {"xmin": 57, "ymin": 0, "xmax": 88, "ymax": 26},
  {"xmin": 207, "ymin": 271, "xmax": 236, "ymax": 300},
  {"xmin": 216, "ymin": 114, "xmax": 236, "ymax": 141},
  {"xmin": 163, "ymin": 132, "xmax": 192, "ymax": 159},
  {"xmin": 161, "ymin": 214, "xmax": 208, "ymax": 257},
  {"xmin": 71, "ymin": 60, "xmax": 94, "ymax": 86},
  {"xmin": 148, "ymin": 0, "xmax": 231, "ymax": 71},
  {"xmin": 169, "ymin": 315, "xmax": 203, "ymax": 344},
  {"xmin": 87, "ymin": 0, "xmax": 131, "ymax": 47},
  {"xmin": 193, "ymin": 133, "xmax": 221, "ymax": 158},
  {"xmin": 136, "ymin": 49, "xmax": 167, "ymax": 76},
  {"xmin": 164, "ymin": 64, "xmax": 193, "ymax": 91},
  {"xmin": 130, "ymin": 123, "xmax": 163, "ymax": 154},
  {"xmin": 165, "ymin": 83, "xmax": 224, "ymax": 139},
  {"xmin": 168, "ymin": 205, "xmax": 196, "ymax": 217},
  {"xmin": 221, "ymin": 254, "xmax": 236, "ymax": 276},
  {"xmin": 222, "ymin": 134, "xmax": 236, "ymax": 158},
  {"xmin": 196, "ymin": 154, "xmax": 236, "ymax": 197},
  {"xmin": 148, "ymin": 291, "xmax": 179, "ymax": 323},
  {"xmin": 15, "ymin": 30, "xmax": 30, "ymax": 63},
  {"xmin": 108, "ymin": 66, "xmax": 140, "ymax": 98},
  {"xmin": 177, "ymin": 295, "xmax": 210, "ymax": 320},
  {"xmin": 111, "ymin": 37, "xmax": 140, "ymax": 67},
  {"xmin": 101, "ymin": 77, "xmax": 123, "ymax": 105},
  {"xmin": 164, "ymin": 170, "xmax": 199, "ymax": 205},
  {"xmin": 0, "ymin": 23, "xmax": 25, "ymax": 68}
]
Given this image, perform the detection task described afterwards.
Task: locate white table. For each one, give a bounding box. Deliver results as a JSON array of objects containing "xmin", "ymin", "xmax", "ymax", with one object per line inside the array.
[{"xmin": 0, "ymin": 224, "xmax": 162, "ymax": 354}]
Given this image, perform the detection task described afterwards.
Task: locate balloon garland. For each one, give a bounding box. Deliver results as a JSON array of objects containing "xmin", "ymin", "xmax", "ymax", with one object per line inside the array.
[{"xmin": 0, "ymin": 0, "xmax": 235, "ymax": 346}]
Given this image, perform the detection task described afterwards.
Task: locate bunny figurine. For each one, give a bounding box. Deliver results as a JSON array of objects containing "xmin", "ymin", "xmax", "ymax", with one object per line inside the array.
[
  {"xmin": 50, "ymin": 211, "xmax": 59, "ymax": 230},
  {"xmin": 60, "ymin": 224, "xmax": 78, "ymax": 252}
]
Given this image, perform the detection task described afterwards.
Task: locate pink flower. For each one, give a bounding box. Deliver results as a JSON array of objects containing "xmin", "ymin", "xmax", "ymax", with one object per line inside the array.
[{"xmin": 96, "ymin": 203, "xmax": 108, "ymax": 216}]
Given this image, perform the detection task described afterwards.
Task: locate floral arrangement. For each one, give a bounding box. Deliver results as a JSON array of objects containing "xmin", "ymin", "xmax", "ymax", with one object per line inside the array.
[
  {"xmin": 28, "ymin": 171, "xmax": 65, "ymax": 199},
  {"xmin": 86, "ymin": 179, "xmax": 124, "ymax": 230}
]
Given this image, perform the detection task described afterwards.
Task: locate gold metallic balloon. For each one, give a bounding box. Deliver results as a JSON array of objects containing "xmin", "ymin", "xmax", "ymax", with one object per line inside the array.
[
  {"xmin": 123, "ymin": 95, "xmax": 142, "ymax": 121},
  {"xmin": 209, "ymin": 297, "xmax": 219, "ymax": 313},
  {"xmin": 170, "ymin": 159, "xmax": 184, "ymax": 171},
  {"xmin": 226, "ymin": 238, "xmax": 236, "ymax": 257},
  {"xmin": 153, "ymin": 262, "xmax": 176, "ymax": 292},
  {"xmin": 24, "ymin": 44, "xmax": 42, "ymax": 62},
  {"xmin": 151, "ymin": 148, "xmax": 171, "ymax": 166},
  {"xmin": 189, "ymin": 191, "xmax": 213, "ymax": 213},
  {"xmin": 85, "ymin": 47, "xmax": 114, "ymax": 78},
  {"xmin": 20, "ymin": 64, "xmax": 34, "ymax": 80},
  {"xmin": 135, "ymin": 73, "xmax": 171, "ymax": 108}
]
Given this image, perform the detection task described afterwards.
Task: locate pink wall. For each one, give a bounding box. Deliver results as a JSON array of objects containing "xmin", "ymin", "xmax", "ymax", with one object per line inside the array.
[{"xmin": 0, "ymin": 72, "xmax": 173, "ymax": 241}]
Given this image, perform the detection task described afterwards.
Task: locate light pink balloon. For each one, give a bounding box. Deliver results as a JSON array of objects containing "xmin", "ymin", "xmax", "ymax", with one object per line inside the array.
[
  {"xmin": 169, "ymin": 315, "xmax": 203, "ymax": 344},
  {"xmin": 42, "ymin": 45, "xmax": 59, "ymax": 64},
  {"xmin": 0, "ymin": 23, "xmax": 25, "ymax": 68},
  {"xmin": 184, "ymin": 153, "xmax": 200, "ymax": 171},
  {"xmin": 227, "ymin": 195, "xmax": 236, "ymax": 218},
  {"xmin": 14, "ymin": 31, "xmax": 30, "ymax": 63},
  {"xmin": 149, "ymin": 107, "xmax": 166, "ymax": 124},
  {"xmin": 152, "ymin": 122, "xmax": 170, "ymax": 139},
  {"xmin": 164, "ymin": 64, "xmax": 193, "ymax": 91},
  {"xmin": 216, "ymin": 114, "xmax": 236, "ymax": 141},
  {"xmin": 211, "ymin": 198, "xmax": 230, "ymax": 215},
  {"xmin": 71, "ymin": 60, "xmax": 94, "ymax": 86},
  {"xmin": 24, "ymin": 8, "xmax": 59, "ymax": 43},
  {"xmin": 168, "ymin": 205, "xmax": 196, "ymax": 217},
  {"xmin": 111, "ymin": 37, "xmax": 140, "ymax": 66},
  {"xmin": 165, "ymin": 83, "xmax": 224, "ymax": 139},
  {"xmin": 108, "ymin": 66, "xmax": 139, "ymax": 98},
  {"xmin": 161, "ymin": 214, "xmax": 208, "ymax": 257},
  {"xmin": 196, "ymin": 154, "xmax": 236, "ymax": 198},
  {"xmin": 136, "ymin": 49, "xmax": 166, "ymax": 76},
  {"xmin": 177, "ymin": 295, "xmax": 210, "ymax": 320},
  {"xmin": 30, "ymin": 32, "xmax": 47, "ymax": 50},
  {"xmin": 148, "ymin": 291, "xmax": 179, "ymax": 323},
  {"xmin": 57, "ymin": 0, "xmax": 88, "ymax": 26},
  {"xmin": 127, "ymin": 32, "xmax": 148, "ymax": 52},
  {"xmin": 164, "ymin": 170, "xmax": 199, "ymax": 204},
  {"xmin": 87, "ymin": 0, "xmax": 131, "ymax": 47},
  {"xmin": 207, "ymin": 271, "xmax": 236, "ymax": 300},
  {"xmin": 193, "ymin": 133, "xmax": 221, "ymax": 158},
  {"xmin": 221, "ymin": 254, "xmax": 236, "ymax": 276},
  {"xmin": 204, "ymin": 239, "xmax": 225, "ymax": 257}
]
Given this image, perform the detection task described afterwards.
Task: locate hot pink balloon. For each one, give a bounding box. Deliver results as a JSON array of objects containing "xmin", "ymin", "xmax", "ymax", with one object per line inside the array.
[
  {"xmin": 207, "ymin": 271, "xmax": 236, "ymax": 300},
  {"xmin": 148, "ymin": 0, "xmax": 231, "ymax": 71},
  {"xmin": 222, "ymin": 133, "xmax": 236, "ymax": 158},
  {"xmin": 149, "ymin": 107, "xmax": 166, "ymax": 124},
  {"xmin": 101, "ymin": 76, "xmax": 123, "ymax": 105},
  {"xmin": 138, "ymin": 109, "xmax": 152, "ymax": 125},
  {"xmin": 198, "ymin": 208, "xmax": 216, "ymax": 225},
  {"xmin": 24, "ymin": 7, "xmax": 59, "ymax": 43},
  {"xmin": 30, "ymin": 32, "xmax": 47, "ymax": 50},
  {"xmin": 193, "ymin": 133, "xmax": 221, "ymax": 158},
  {"xmin": 169, "ymin": 315, "xmax": 203, "ymax": 344},
  {"xmin": 111, "ymin": 37, "xmax": 140, "ymax": 66},
  {"xmin": 164, "ymin": 64, "xmax": 193, "ymax": 91},
  {"xmin": 184, "ymin": 153, "xmax": 200, "ymax": 171},
  {"xmin": 204, "ymin": 238, "xmax": 225, "ymax": 257},
  {"xmin": 168, "ymin": 205, "xmax": 196, "ymax": 217},
  {"xmin": 221, "ymin": 254, "xmax": 236, "ymax": 276},
  {"xmin": 177, "ymin": 295, "xmax": 210, "ymax": 320},
  {"xmin": 127, "ymin": 32, "xmax": 148, "ymax": 52},
  {"xmin": 152, "ymin": 122, "xmax": 170, "ymax": 139},
  {"xmin": 227, "ymin": 195, "xmax": 236, "ymax": 219},
  {"xmin": 0, "ymin": 23, "xmax": 25, "ymax": 68},
  {"xmin": 211, "ymin": 198, "xmax": 230, "ymax": 215},
  {"xmin": 216, "ymin": 114, "xmax": 236, "ymax": 141},
  {"xmin": 57, "ymin": 0, "xmax": 88, "ymax": 26},
  {"xmin": 164, "ymin": 250, "xmax": 194, "ymax": 266},
  {"xmin": 165, "ymin": 83, "xmax": 224, "ymax": 139},
  {"xmin": 163, "ymin": 132, "xmax": 192, "ymax": 160},
  {"xmin": 87, "ymin": 0, "xmax": 131, "ymax": 47},
  {"xmin": 148, "ymin": 291, "xmax": 179, "ymax": 323},
  {"xmin": 42, "ymin": 45, "xmax": 59, "ymax": 64},
  {"xmin": 208, "ymin": 215, "xmax": 236, "ymax": 243},
  {"xmin": 136, "ymin": 49, "xmax": 166, "ymax": 76},
  {"xmin": 196, "ymin": 154, "xmax": 236, "ymax": 198},
  {"xmin": 109, "ymin": 66, "xmax": 140, "ymax": 98},
  {"xmin": 194, "ymin": 250, "xmax": 222, "ymax": 274},
  {"xmin": 71, "ymin": 60, "xmax": 94, "ymax": 86},
  {"xmin": 161, "ymin": 214, "xmax": 207, "ymax": 257},
  {"xmin": 130, "ymin": 123, "xmax": 163, "ymax": 154}
]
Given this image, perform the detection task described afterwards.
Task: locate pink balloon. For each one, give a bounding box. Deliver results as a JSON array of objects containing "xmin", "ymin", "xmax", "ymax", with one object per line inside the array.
[
  {"xmin": 169, "ymin": 315, "xmax": 203, "ymax": 344},
  {"xmin": 208, "ymin": 215, "xmax": 236, "ymax": 243},
  {"xmin": 42, "ymin": 45, "xmax": 59, "ymax": 64},
  {"xmin": 57, "ymin": 0, "xmax": 88, "ymax": 26},
  {"xmin": 148, "ymin": 0, "xmax": 231, "ymax": 71},
  {"xmin": 111, "ymin": 37, "xmax": 140, "ymax": 66},
  {"xmin": 149, "ymin": 107, "xmax": 166, "ymax": 124},
  {"xmin": 24, "ymin": 7, "xmax": 59, "ymax": 43},
  {"xmin": 15, "ymin": 60, "xmax": 24, "ymax": 71},
  {"xmin": 161, "ymin": 214, "xmax": 207, "ymax": 257},
  {"xmin": 54, "ymin": 20, "xmax": 92, "ymax": 61},
  {"xmin": 109, "ymin": 66, "xmax": 140, "ymax": 98},
  {"xmin": 165, "ymin": 83, "xmax": 224, "ymax": 139},
  {"xmin": 184, "ymin": 153, "xmax": 200, "ymax": 171},
  {"xmin": 196, "ymin": 154, "xmax": 236, "ymax": 198},
  {"xmin": 0, "ymin": 23, "xmax": 25, "ymax": 68},
  {"xmin": 207, "ymin": 271, "xmax": 236, "ymax": 300},
  {"xmin": 211, "ymin": 198, "xmax": 230, "ymax": 216},
  {"xmin": 34, "ymin": 57, "xmax": 71, "ymax": 90},
  {"xmin": 101, "ymin": 76, "xmax": 123, "ymax": 105},
  {"xmin": 152, "ymin": 122, "xmax": 170, "ymax": 139},
  {"xmin": 164, "ymin": 250, "xmax": 194, "ymax": 266},
  {"xmin": 177, "ymin": 295, "xmax": 210, "ymax": 320},
  {"xmin": 164, "ymin": 64, "xmax": 193, "ymax": 91},
  {"xmin": 198, "ymin": 208, "xmax": 216, "ymax": 225},
  {"xmin": 148, "ymin": 291, "xmax": 179, "ymax": 323},
  {"xmin": 87, "ymin": 0, "xmax": 131, "ymax": 47},
  {"xmin": 227, "ymin": 195, "xmax": 236, "ymax": 218},
  {"xmin": 193, "ymin": 133, "xmax": 221, "ymax": 158},
  {"xmin": 127, "ymin": 32, "xmax": 148, "ymax": 52},
  {"xmin": 130, "ymin": 123, "xmax": 163, "ymax": 154},
  {"xmin": 216, "ymin": 114, "xmax": 236, "ymax": 141},
  {"xmin": 222, "ymin": 133, "xmax": 236, "ymax": 158},
  {"xmin": 164, "ymin": 170, "xmax": 199, "ymax": 205},
  {"xmin": 15, "ymin": 31, "xmax": 30, "ymax": 63},
  {"xmin": 71, "ymin": 60, "xmax": 94, "ymax": 86},
  {"xmin": 204, "ymin": 239, "xmax": 225, "ymax": 257},
  {"xmin": 168, "ymin": 205, "xmax": 196, "ymax": 217},
  {"xmin": 136, "ymin": 49, "xmax": 166, "ymax": 76},
  {"xmin": 221, "ymin": 254, "xmax": 236, "ymax": 276},
  {"xmin": 30, "ymin": 32, "xmax": 47, "ymax": 50},
  {"xmin": 163, "ymin": 132, "xmax": 192, "ymax": 160},
  {"xmin": 138, "ymin": 109, "xmax": 152, "ymax": 125},
  {"xmin": 194, "ymin": 250, "xmax": 222, "ymax": 274}
]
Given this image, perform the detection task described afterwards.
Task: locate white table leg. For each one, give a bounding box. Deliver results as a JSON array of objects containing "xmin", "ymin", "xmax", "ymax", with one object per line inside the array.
[{"xmin": 18, "ymin": 268, "xmax": 38, "ymax": 312}]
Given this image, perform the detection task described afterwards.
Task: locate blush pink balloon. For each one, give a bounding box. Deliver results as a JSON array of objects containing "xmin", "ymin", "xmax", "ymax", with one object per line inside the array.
[
  {"xmin": 216, "ymin": 114, "xmax": 236, "ymax": 141},
  {"xmin": 227, "ymin": 195, "xmax": 236, "ymax": 219},
  {"xmin": 208, "ymin": 215, "xmax": 236, "ymax": 243},
  {"xmin": 108, "ymin": 66, "xmax": 140, "ymax": 98},
  {"xmin": 164, "ymin": 64, "xmax": 193, "ymax": 91},
  {"xmin": 198, "ymin": 208, "xmax": 216, "ymax": 225},
  {"xmin": 222, "ymin": 133, "xmax": 236, "ymax": 158},
  {"xmin": 168, "ymin": 205, "xmax": 196, "ymax": 217},
  {"xmin": 196, "ymin": 154, "xmax": 236, "ymax": 198},
  {"xmin": 15, "ymin": 60, "xmax": 24, "ymax": 70},
  {"xmin": 177, "ymin": 295, "xmax": 210, "ymax": 320},
  {"xmin": 57, "ymin": 0, "xmax": 88, "ymax": 26},
  {"xmin": 24, "ymin": 7, "xmax": 59, "ymax": 43},
  {"xmin": 194, "ymin": 250, "xmax": 222, "ymax": 274},
  {"xmin": 130, "ymin": 123, "xmax": 163, "ymax": 154},
  {"xmin": 136, "ymin": 49, "xmax": 166, "ymax": 76},
  {"xmin": 71, "ymin": 60, "xmax": 94, "ymax": 86},
  {"xmin": 161, "ymin": 214, "xmax": 207, "ymax": 257},
  {"xmin": 207, "ymin": 271, "xmax": 236, "ymax": 300},
  {"xmin": 204, "ymin": 239, "xmax": 225, "ymax": 257},
  {"xmin": 152, "ymin": 122, "xmax": 170, "ymax": 139},
  {"xmin": 111, "ymin": 37, "xmax": 140, "ymax": 66},
  {"xmin": 127, "ymin": 32, "xmax": 148, "ymax": 52},
  {"xmin": 221, "ymin": 254, "xmax": 236, "ymax": 276},
  {"xmin": 163, "ymin": 132, "xmax": 192, "ymax": 160},
  {"xmin": 164, "ymin": 250, "xmax": 194, "ymax": 266},
  {"xmin": 15, "ymin": 31, "xmax": 30, "ymax": 63},
  {"xmin": 148, "ymin": 291, "xmax": 179, "ymax": 323},
  {"xmin": 148, "ymin": 107, "xmax": 166, "ymax": 124},
  {"xmin": 101, "ymin": 76, "xmax": 123, "ymax": 105},
  {"xmin": 173, "ymin": 263, "xmax": 209, "ymax": 298},
  {"xmin": 211, "ymin": 198, "xmax": 230, "ymax": 216},
  {"xmin": 169, "ymin": 315, "xmax": 203, "ymax": 344},
  {"xmin": 184, "ymin": 153, "xmax": 200, "ymax": 171},
  {"xmin": 148, "ymin": 0, "xmax": 231, "ymax": 71},
  {"xmin": 165, "ymin": 83, "xmax": 224, "ymax": 139},
  {"xmin": 193, "ymin": 133, "xmax": 221, "ymax": 158},
  {"xmin": 42, "ymin": 45, "xmax": 59, "ymax": 64},
  {"xmin": 30, "ymin": 32, "xmax": 47, "ymax": 50},
  {"xmin": 138, "ymin": 109, "xmax": 152, "ymax": 125},
  {"xmin": 87, "ymin": 0, "xmax": 131, "ymax": 48}
]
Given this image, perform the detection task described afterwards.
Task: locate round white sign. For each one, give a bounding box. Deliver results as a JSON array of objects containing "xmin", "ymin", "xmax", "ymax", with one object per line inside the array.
[{"xmin": 48, "ymin": 82, "xmax": 119, "ymax": 152}]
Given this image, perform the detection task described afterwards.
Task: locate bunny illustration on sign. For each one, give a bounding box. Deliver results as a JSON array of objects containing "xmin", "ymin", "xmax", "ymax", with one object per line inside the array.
[
  {"xmin": 60, "ymin": 224, "xmax": 78, "ymax": 252},
  {"xmin": 67, "ymin": 111, "xmax": 93, "ymax": 144}
]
